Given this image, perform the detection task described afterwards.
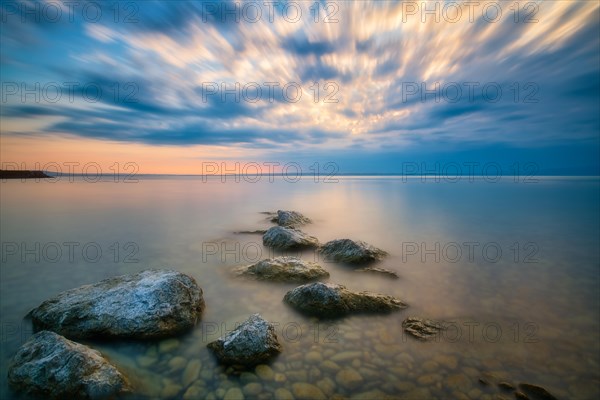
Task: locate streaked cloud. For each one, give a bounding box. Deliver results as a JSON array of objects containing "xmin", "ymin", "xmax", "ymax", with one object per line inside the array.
[{"xmin": 1, "ymin": 0, "xmax": 598, "ymax": 171}]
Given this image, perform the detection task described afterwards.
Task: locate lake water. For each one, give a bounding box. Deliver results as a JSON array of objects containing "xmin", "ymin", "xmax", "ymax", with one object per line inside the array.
[{"xmin": 1, "ymin": 176, "xmax": 599, "ymax": 399}]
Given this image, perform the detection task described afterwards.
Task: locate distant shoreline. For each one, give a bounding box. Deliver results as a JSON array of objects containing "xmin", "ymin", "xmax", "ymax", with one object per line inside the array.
[{"xmin": 0, "ymin": 170, "xmax": 52, "ymax": 179}]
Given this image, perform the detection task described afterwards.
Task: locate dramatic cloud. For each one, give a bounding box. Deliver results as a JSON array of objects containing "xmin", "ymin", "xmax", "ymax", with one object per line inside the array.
[{"xmin": 1, "ymin": 0, "xmax": 598, "ymax": 171}]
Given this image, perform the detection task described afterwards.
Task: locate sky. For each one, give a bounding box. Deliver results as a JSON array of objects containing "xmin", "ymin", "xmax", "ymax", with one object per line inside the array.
[{"xmin": 1, "ymin": 0, "xmax": 599, "ymax": 174}]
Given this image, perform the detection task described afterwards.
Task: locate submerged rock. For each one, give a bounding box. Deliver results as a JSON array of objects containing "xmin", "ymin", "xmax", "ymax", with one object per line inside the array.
[
  {"xmin": 283, "ymin": 282, "xmax": 407, "ymax": 318},
  {"xmin": 263, "ymin": 226, "xmax": 319, "ymax": 249},
  {"xmin": 518, "ymin": 383, "xmax": 558, "ymax": 400},
  {"xmin": 319, "ymin": 239, "xmax": 387, "ymax": 263},
  {"xmin": 273, "ymin": 210, "xmax": 311, "ymax": 228},
  {"xmin": 207, "ymin": 314, "xmax": 282, "ymax": 366},
  {"xmin": 8, "ymin": 331, "xmax": 129, "ymax": 399},
  {"xmin": 234, "ymin": 257, "xmax": 329, "ymax": 282},
  {"xmin": 30, "ymin": 270, "xmax": 205, "ymax": 339},
  {"xmin": 234, "ymin": 229, "xmax": 267, "ymax": 235},
  {"xmin": 356, "ymin": 266, "xmax": 399, "ymax": 279},
  {"xmin": 402, "ymin": 317, "xmax": 445, "ymax": 340}
]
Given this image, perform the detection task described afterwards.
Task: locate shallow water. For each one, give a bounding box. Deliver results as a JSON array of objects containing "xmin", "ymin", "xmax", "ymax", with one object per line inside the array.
[{"xmin": 1, "ymin": 176, "xmax": 599, "ymax": 399}]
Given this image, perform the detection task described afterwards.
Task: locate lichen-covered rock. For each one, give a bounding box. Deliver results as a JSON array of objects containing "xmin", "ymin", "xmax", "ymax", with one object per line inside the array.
[
  {"xmin": 319, "ymin": 239, "xmax": 387, "ymax": 263},
  {"xmin": 30, "ymin": 270, "xmax": 205, "ymax": 339},
  {"xmin": 235, "ymin": 257, "xmax": 329, "ymax": 282},
  {"xmin": 273, "ymin": 210, "xmax": 311, "ymax": 228},
  {"xmin": 8, "ymin": 331, "xmax": 129, "ymax": 400},
  {"xmin": 402, "ymin": 317, "xmax": 445, "ymax": 340},
  {"xmin": 207, "ymin": 314, "xmax": 282, "ymax": 366},
  {"xmin": 263, "ymin": 226, "xmax": 319, "ymax": 249},
  {"xmin": 283, "ymin": 282, "xmax": 407, "ymax": 318}
]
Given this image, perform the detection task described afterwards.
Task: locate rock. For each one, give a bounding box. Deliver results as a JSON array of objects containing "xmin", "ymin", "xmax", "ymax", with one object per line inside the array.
[
  {"xmin": 402, "ymin": 317, "xmax": 444, "ymax": 340},
  {"xmin": 518, "ymin": 383, "xmax": 558, "ymax": 400},
  {"xmin": 498, "ymin": 381, "xmax": 515, "ymax": 391},
  {"xmin": 351, "ymin": 390, "xmax": 388, "ymax": 400},
  {"xmin": 235, "ymin": 257, "xmax": 329, "ymax": 283},
  {"xmin": 183, "ymin": 359, "xmax": 202, "ymax": 386},
  {"xmin": 242, "ymin": 383, "xmax": 262, "ymax": 396},
  {"xmin": 292, "ymin": 383, "xmax": 327, "ymax": 400},
  {"xmin": 355, "ymin": 267, "xmax": 399, "ymax": 279},
  {"xmin": 336, "ymin": 368, "xmax": 364, "ymax": 390},
  {"xmin": 255, "ymin": 364, "xmax": 275, "ymax": 380},
  {"xmin": 7, "ymin": 331, "xmax": 129, "ymax": 399},
  {"xmin": 274, "ymin": 388, "xmax": 294, "ymax": 400},
  {"xmin": 168, "ymin": 356, "xmax": 187, "ymax": 371},
  {"xmin": 263, "ymin": 226, "xmax": 319, "ymax": 249},
  {"xmin": 287, "ymin": 370, "xmax": 308, "ymax": 382},
  {"xmin": 319, "ymin": 239, "xmax": 387, "ymax": 263},
  {"xmin": 234, "ymin": 230, "xmax": 268, "ymax": 234},
  {"xmin": 161, "ymin": 381, "xmax": 182, "ymax": 398},
  {"xmin": 159, "ymin": 338, "xmax": 180, "ymax": 353},
  {"xmin": 29, "ymin": 270, "xmax": 204, "ymax": 339},
  {"xmin": 445, "ymin": 374, "xmax": 471, "ymax": 391},
  {"xmin": 331, "ymin": 351, "xmax": 362, "ymax": 362},
  {"xmin": 317, "ymin": 377, "xmax": 336, "ymax": 396},
  {"xmin": 207, "ymin": 314, "xmax": 281, "ymax": 366},
  {"xmin": 184, "ymin": 384, "xmax": 208, "ymax": 400},
  {"xmin": 224, "ymin": 387, "xmax": 245, "ymax": 400},
  {"xmin": 322, "ymin": 360, "xmax": 341, "ymax": 372},
  {"xmin": 273, "ymin": 210, "xmax": 311, "ymax": 227},
  {"xmin": 305, "ymin": 351, "xmax": 323, "ymax": 363},
  {"xmin": 136, "ymin": 355, "xmax": 156, "ymax": 368},
  {"xmin": 283, "ymin": 282, "xmax": 407, "ymax": 318}
]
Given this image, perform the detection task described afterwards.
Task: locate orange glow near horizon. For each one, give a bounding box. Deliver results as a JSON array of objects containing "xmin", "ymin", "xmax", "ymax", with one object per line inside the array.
[{"xmin": 0, "ymin": 135, "xmax": 275, "ymax": 175}]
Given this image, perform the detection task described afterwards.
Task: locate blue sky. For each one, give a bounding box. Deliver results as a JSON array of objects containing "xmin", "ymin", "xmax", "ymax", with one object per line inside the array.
[{"xmin": 1, "ymin": 0, "xmax": 599, "ymax": 174}]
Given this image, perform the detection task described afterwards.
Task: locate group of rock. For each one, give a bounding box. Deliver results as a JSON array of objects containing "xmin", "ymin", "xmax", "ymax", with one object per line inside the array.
[
  {"xmin": 6, "ymin": 210, "xmax": 406, "ymax": 399},
  {"xmin": 6, "ymin": 210, "xmax": 558, "ymax": 400}
]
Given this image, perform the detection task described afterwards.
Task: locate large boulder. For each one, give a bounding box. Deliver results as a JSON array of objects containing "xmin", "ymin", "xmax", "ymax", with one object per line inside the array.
[
  {"xmin": 207, "ymin": 314, "xmax": 282, "ymax": 366},
  {"xmin": 30, "ymin": 270, "xmax": 205, "ymax": 339},
  {"xmin": 234, "ymin": 257, "xmax": 329, "ymax": 282},
  {"xmin": 283, "ymin": 282, "xmax": 407, "ymax": 318},
  {"xmin": 8, "ymin": 331, "xmax": 129, "ymax": 399},
  {"xmin": 319, "ymin": 239, "xmax": 387, "ymax": 263},
  {"xmin": 273, "ymin": 210, "xmax": 311, "ymax": 228},
  {"xmin": 402, "ymin": 317, "xmax": 445, "ymax": 340},
  {"xmin": 263, "ymin": 226, "xmax": 319, "ymax": 249}
]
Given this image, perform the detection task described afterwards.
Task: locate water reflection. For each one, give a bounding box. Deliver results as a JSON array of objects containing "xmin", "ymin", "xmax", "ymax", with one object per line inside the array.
[{"xmin": 1, "ymin": 176, "xmax": 598, "ymax": 399}]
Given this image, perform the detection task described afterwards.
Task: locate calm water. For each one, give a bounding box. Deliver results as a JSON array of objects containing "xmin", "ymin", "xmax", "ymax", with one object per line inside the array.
[{"xmin": 1, "ymin": 176, "xmax": 599, "ymax": 399}]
